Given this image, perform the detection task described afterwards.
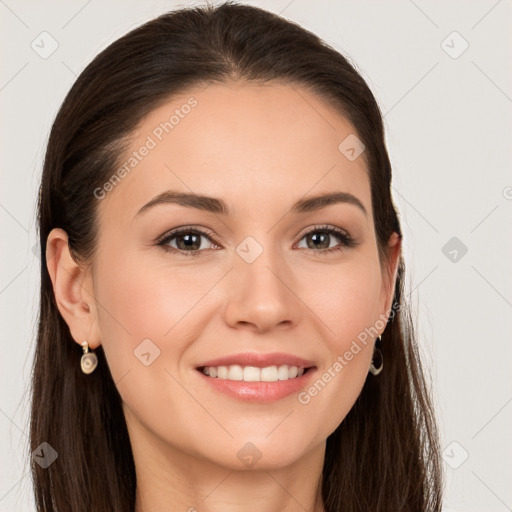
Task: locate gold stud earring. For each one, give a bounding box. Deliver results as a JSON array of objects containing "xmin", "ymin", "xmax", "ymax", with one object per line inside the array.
[{"xmin": 80, "ymin": 341, "xmax": 98, "ymax": 374}]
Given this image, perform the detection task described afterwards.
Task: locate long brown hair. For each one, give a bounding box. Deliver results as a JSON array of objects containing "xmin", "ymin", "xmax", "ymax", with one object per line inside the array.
[{"xmin": 31, "ymin": 2, "xmax": 444, "ymax": 510}]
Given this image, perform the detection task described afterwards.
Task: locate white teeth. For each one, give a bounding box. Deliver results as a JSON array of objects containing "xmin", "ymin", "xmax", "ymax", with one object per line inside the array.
[
  {"xmin": 261, "ymin": 365, "xmax": 278, "ymax": 382},
  {"xmin": 243, "ymin": 366, "xmax": 260, "ymax": 382},
  {"xmin": 201, "ymin": 364, "xmax": 306, "ymax": 381},
  {"xmin": 277, "ymin": 365, "xmax": 289, "ymax": 380},
  {"xmin": 227, "ymin": 365, "xmax": 243, "ymax": 381}
]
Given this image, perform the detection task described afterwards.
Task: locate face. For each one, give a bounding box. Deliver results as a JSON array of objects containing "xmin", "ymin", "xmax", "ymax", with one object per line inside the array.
[{"xmin": 73, "ymin": 81, "xmax": 399, "ymax": 470}]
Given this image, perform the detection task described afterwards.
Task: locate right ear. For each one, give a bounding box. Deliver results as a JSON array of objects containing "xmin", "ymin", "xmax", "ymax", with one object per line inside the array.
[{"xmin": 45, "ymin": 228, "xmax": 101, "ymax": 349}]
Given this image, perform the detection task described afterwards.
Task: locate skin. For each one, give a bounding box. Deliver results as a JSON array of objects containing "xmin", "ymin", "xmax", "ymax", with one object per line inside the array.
[{"xmin": 46, "ymin": 81, "xmax": 401, "ymax": 512}]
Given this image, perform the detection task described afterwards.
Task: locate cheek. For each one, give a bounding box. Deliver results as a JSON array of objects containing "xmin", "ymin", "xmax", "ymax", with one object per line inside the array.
[
  {"xmin": 301, "ymin": 255, "xmax": 383, "ymax": 346},
  {"xmin": 92, "ymin": 250, "xmax": 226, "ymax": 379},
  {"xmin": 294, "ymin": 257, "xmax": 382, "ymax": 434},
  {"xmin": 92, "ymin": 255, "xmax": 176, "ymax": 376}
]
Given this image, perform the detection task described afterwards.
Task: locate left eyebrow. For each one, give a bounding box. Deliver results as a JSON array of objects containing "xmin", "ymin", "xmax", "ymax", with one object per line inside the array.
[
  {"xmin": 290, "ymin": 191, "xmax": 367, "ymax": 217},
  {"xmin": 134, "ymin": 190, "xmax": 367, "ymax": 219}
]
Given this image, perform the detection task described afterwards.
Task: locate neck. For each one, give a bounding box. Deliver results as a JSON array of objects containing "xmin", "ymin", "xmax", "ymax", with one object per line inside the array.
[{"xmin": 132, "ymin": 429, "xmax": 326, "ymax": 512}]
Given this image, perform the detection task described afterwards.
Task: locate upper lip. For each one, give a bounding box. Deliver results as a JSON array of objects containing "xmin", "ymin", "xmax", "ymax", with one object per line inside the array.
[{"xmin": 196, "ymin": 352, "xmax": 316, "ymax": 369}]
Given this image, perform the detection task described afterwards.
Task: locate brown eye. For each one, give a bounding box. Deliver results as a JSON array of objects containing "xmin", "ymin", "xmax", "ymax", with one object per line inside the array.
[
  {"xmin": 296, "ymin": 225, "xmax": 356, "ymax": 255},
  {"xmin": 157, "ymin": 228, "xmax": 219, "ymax": 257}
]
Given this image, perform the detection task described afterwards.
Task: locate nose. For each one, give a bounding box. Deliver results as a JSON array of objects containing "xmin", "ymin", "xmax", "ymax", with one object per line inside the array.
[{"xmin": 222, "ymin": 243, "xmax": 300, "ymax": 333}]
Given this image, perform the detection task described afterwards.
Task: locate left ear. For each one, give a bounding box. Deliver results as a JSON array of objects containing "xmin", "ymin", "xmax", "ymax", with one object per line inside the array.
[{"xmin": 379, "ymin": 231, "xmax": 402, "ymax": 319}]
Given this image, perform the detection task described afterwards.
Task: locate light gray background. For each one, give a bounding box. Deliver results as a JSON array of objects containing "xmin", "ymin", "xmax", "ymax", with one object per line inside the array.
[{"xmin": 1, "ymin": 1, "xmax": 511, "ymax": 510}]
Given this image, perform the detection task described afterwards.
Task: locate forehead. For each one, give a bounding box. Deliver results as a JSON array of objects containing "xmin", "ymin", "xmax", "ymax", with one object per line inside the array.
[{"xmin": 97, "ymin": 81, "xmax": 372, "ymax": 223}]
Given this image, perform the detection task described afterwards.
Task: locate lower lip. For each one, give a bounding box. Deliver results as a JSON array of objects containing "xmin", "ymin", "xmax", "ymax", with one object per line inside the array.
[{"xmin": 196, "ymin": 368, "xmax": 316, "ymax": 403}]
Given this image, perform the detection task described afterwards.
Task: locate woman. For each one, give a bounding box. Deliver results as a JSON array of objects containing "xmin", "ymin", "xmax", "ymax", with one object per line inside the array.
[{"xmin": 31, "ymin": 2, "xmax": 444, "ymax": 510}]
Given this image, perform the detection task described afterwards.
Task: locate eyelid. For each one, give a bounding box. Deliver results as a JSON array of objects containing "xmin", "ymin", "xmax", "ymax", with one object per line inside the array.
[
  {"xmin": 155, "ymin": 225, "xmax": 220, "ymax": 245},
  {"xmin": 296, "ymin": 223, "xmax": 349, "ymax": 239},
  {"xmin": 293, "ymin": 224, "xmax": 358, "ymax": 251},
  {"xmin": 156, "ymin": 223, "xmax": 358, "ymax": 255}
]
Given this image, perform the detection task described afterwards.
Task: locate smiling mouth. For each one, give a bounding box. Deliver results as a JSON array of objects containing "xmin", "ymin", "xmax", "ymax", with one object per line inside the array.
[{"xmin": 197, "ymin": 364, "xmax": 314, "ymax": 382}]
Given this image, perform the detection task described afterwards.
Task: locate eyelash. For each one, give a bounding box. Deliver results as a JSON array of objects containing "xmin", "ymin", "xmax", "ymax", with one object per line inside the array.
[{"xmin": 155, "ymin": 224, "xmax": 357, "ymax": 258}]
